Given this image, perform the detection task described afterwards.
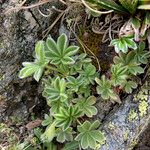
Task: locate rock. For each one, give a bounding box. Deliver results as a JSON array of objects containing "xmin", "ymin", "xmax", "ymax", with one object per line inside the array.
[
  {"xmin": 100, "ymin": 76, "xmax": 150, "ymax": 150},
  {"xmin": 0, "ymin": 0, "xmax": 63, "ymax": 123}
]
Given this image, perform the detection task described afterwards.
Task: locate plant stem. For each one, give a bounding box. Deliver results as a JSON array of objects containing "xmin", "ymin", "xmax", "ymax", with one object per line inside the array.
[{"xmin": 77, "ymin": 119, "xmax": 82, "ymax": 125}]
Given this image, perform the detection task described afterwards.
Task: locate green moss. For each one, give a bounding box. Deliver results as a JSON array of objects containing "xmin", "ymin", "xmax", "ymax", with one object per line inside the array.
[
  {"xmin": 78, "ymin": 27, "xmax": 112, "ymax": 72},
  {"xmin": 139, "ymin": 100, "xmax": 148, "ymax": 117},
  {"xmin": 108, "ymin": 122, "xmax": 115, "ymax": 130},
  {"xmin": 79, "ymin": 27, "xmax": 102, "ymax": 55},
  {"xmin": 128, "ymin": 139, "xmax": 138, "ymax": 150},
  {"xmin": 128, "ymin": 109, "xmax": 138, "ymax": 122},
  {"xmin": 123, "ymin": 129, "xmax": 130, "ymax": 142},
  {"xmin": 0, "ymin": 123, "xmax": 18, "ymax": 146},
  {"xmin": 0, "ymin": 74, "xmax": 5, "ymax": 81},
  {"xmin": 133, "ymin": 81, "xmax": 149, "ymax": 118},
  {"xmin": 133, "ymin": 81, "xmax": 148, "ymax": 101}
]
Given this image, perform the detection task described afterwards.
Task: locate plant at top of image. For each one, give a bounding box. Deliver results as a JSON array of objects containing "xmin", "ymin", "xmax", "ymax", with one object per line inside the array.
[
  {"xmin": 19, "ymin": 34, "xmax": 106, "ymax": 150},
  {"xmin": 83, "ymin": 0, "xmax": 150, "ymax": 15}
]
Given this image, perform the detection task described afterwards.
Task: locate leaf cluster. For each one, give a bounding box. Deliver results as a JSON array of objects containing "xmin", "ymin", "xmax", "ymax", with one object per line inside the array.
[
  {"xmin": 18, "ymin": 34, "xmax": 104, "ymax": 150},
  {"xmin": 95, "ymin": 41, "xmax": 149, "ymax": 99},
  {"xmin": 18, "ymin": 33, "xmax": 149, "ymax": 149},
  {"xmin": 111, "ymin": 37, "xmax": 137, "ymax": 53}
]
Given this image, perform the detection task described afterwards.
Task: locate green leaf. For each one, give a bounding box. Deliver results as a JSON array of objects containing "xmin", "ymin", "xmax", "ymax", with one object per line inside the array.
[
  {"xmin": 19, "ymin": 62, "xmax": 45, "ymax": 81},
  {"xmin": 119, "ymin": 0, "xmax": 138, "ymax": 14},
  {"xmin": 57, "ymin": 34, "xmax": 68, "ymax": 52},
  {"xmin": 62, "ymin": 141, "xmax": 79, "ymax": 150},
  {"xmin": 55, "ymin": 106, "xmax": 82, "ymax": 130},
  {"xmin": 74, "ymin": 96, "xmax": 98, "ymax": 117},
  {"xmin": 75, "ymin": 121, "xmax": 106, "ymax": 149},
  {"xmin": 48, "ymin": 100, "xmax": 67, "ymax": 115},
  {"xmin": 56, "ymin": 127, "xmax": 73, "ymax": 143},
  {"xmin": 43, "ymin": 142, "xmax": 57, "ymax": 150},
  {"xmin": 33, "ymin": 67, "xmax": 44, "ymax": 82},
  {"xmin": 133, "ymin": 42, "xmax": 150, "ymax": 64},
  {"xmin": 41, "ymin": 122, "xmax": 56, "ymax": 142},
  {"xmin": 43, "ymin": 77, "xmax": 68, "ymax": 102},
  {"xmin": 19, "ymin": 40, "xmax": 48, "ymax": 81},
  {"xmin": 95, "ymin": 76, "xmax": 118, "ymax": 100},
  {"xmin": 34, "ymin": 128, "xmax": 43, "ymax": 139},
  {"xmin": 124, "ymin": 37, "xmax": 137, "ymax": 50},
  {"xmin": 131, "ymin": 17, "xmax": 141, "ymax": 29},
  {"xmin": 42, "ymin": 114, "xmax": 53, "ymax": 126},
  {"xmin": 66, "ymin": 76, "xmax": 83, "ymax": 92},
  {"xmin": 85, "ymin": 0, "xmax": 128, "ymax": 14},
  {"xmin": 79, "ymin": 63, "xmax": 97, "ymax": 85},
  {"xmin": 19, "ymin": 63, "xmax": 38, "ymax": 78},
  {"xmin": 45, "ymin": 34, "xmax": 79, "ymax": 65},
  {"xmin": 111, "ymin": 64, "xmax": 128, "ymax": 86},
  {"xmin": 123, "ymin": 80, "xmax": 138, "ymax": 93},
  {"xmin": 111, "ymin": 37, "xmax": 137, "ymax": 53},
  {"xmin": 35, "ymin": 40, "xmax": 45, "ymax": 62},
  {"xmin": 113, "ymin": 52, "xmax": 144, "ymax": 75}
]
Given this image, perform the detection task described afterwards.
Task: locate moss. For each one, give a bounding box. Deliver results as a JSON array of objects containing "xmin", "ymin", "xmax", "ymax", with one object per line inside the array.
[
  {"xmin": 9, "ymin": 115, "xmax": 23, "ymax": 124},
  {"xmin": 0, "ymin": 123, "xmax": 18, "ymax": 146},
  {"xmin": 133, "ymin": 81, "xmax": 149, "ymax": 118},
  {"xmin": 123, "ymin": 129, "xmax": 130, "ymax": 142},
  {"xmin": 128, "ymin": 139, "xmax": 138, "ymax": 150},
  {"xmin": 79, "ymin": 27, "xmax": 102, "ymax": 55},
  {"xmin": 0, "ymin": 74, "xmax": 5, "ymax": 81},
  {"xmin": 78, "ymin": 27, "xmax": 112, "ymax": 72},
  {"xmin": 133, "ymin": 81, "xmax": 148, "ymax": 101},
  {"xmin": 108, "ymin": 122, "xmax": 115, "ymax": 130},
  {"xmin": 128, "ymin": 109, "xmax": 138, "ymax": 122},
  {"xmin": 139, "ymin": 100, "xmax": 148, "ymax": 117}
]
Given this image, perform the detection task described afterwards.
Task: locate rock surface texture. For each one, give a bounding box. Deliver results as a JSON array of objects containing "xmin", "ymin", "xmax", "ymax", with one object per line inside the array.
[{"xmin": 100, "ymin": 77, "xmax": 150, "ymax": 150}]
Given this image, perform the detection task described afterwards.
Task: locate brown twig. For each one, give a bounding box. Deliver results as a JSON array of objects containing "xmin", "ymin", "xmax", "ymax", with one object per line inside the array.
[
  {"xmin": 42, "ymin": 8, "xmax": 67, "ymax": 39},
  {"xmin": 5, "ymin": 0, "xmax": 51, "ymax": 14}
]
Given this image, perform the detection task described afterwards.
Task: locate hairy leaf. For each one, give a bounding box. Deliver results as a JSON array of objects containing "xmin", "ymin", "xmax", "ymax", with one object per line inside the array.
[
  {"xmin": 43, "ymin": 77, "xmax": 68, "ymax": 102},
  {"xmin": 95, "ymin": 76, "xmax": 118, "ymax": 101},
  {"xmin": 113, "ymin": 52, "xmax": 144, "ymax": 75},
  {"xmin": 133, "ymin": 42, "xmax": 150, "ymax": 64},
  {"xmin": 42, "ymin": 114, "xmax": 53, "ymax": 126},
  {"xmin": 41, "ymin": 122, "xmax": 56, "ymax": 142},
  {"xmin": 111, "ymin": 37, "xmax": 137, "ymax": 53},
  {"xmin": 56, "ymin": 127, "xmax": 73, "ymax": 143},
  {"xmin": 79, "ymin": 63, "xmax": 97, "ymax": 85},
  {"xmin": 19, "ymin": 41, "xmax": 48, "ymax": 81},
  {"xmin": 111, "ymin": 64, "xmax": 128, "ymax": 86},
  {"xmin": 75, "ymin": 121, "xmax": 105, "ymax": 149},
  {"xmin": 122, "ymin": 80, "xmax": 138, "ymax": 93},
  {"xmin": 66, "ymin": 76, "xmax": 83, "ymax": 92},
  {"xmin": 85, "ymin": 0, "xmax": 127, "ymax": 13},
  {"xmin": 74, "ymin": 96, "xmax": 98, "ymax": 117},
  {"xmin": 45, "ymin": 34, "xmax": 79, "ymax": 65},
  {"xmin": 119, "ymin": 0, "xmax": 138, "ymax": 14},
  {"xmin": 62, "ymin": 141, "xmax": 79, "ymax": 150},
  {"xmin": 55, "ymin": 106, "xmax": 82, "ymax": 130}
]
